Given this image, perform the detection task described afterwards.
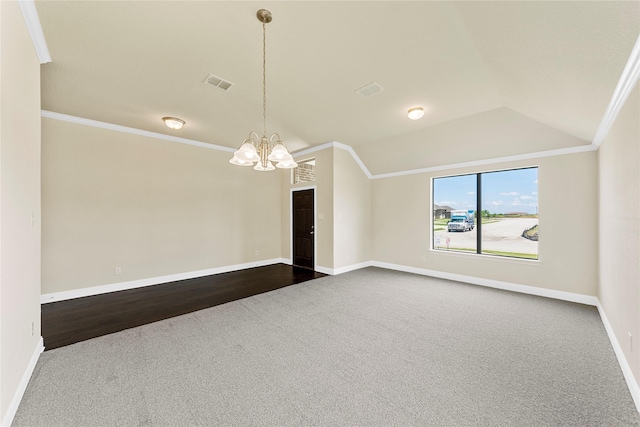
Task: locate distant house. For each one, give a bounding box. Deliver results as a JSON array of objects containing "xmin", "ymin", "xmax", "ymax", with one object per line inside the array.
[{"xmin": 434, "ymin": 204, "xmax": 454, "ymax": 219}]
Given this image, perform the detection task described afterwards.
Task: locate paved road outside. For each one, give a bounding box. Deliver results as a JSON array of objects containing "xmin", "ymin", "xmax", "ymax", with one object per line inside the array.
[{"xmin": 434, "ymin": 217, "xmax": 538, "ymax": 256}]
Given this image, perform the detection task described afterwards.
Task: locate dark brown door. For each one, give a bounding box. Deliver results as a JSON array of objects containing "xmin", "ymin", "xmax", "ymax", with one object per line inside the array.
[{"xmin": 293, "ymin": 189, "xmax": 314, "ymax": 270}]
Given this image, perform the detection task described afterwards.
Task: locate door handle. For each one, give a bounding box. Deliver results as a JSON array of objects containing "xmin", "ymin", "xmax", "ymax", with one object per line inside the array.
[{"xmin": 310, "ymin": 231, "xmax": 314, "ymax": 235}]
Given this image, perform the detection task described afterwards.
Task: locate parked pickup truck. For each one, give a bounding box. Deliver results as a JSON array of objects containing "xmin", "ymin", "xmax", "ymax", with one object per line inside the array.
[{"xmin": 448, "ymin": 210, "xmax": 475, "ymax": 232}]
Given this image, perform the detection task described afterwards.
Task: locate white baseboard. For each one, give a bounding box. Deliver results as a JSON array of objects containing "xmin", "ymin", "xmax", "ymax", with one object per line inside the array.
[
  {"xmin": 370, "ymin": 261, "xmax": 598, "ymax": 306},
  {"xmin": 596, "ymin": 301, "xmax": 640, "ymax": 413},
  {"xmin": 315, "ymin": 265, "xmax": 334, "ymax": 275},
  {"xmin": 1, "ymin": 337, "xmax": 44, "ymax": 427},
  {"xmin": 333, "ymin": 261, "xmax": 373, "ymax": 275},
  {"xmin": 315, "ymin": 260, "xmax": 597, "ymax": 306},
  {"xmin": 41, "ymin": 258, "xmax": 289, "ymax": 304},
  {"xmin": 315, "ymin": 261, "xmax": 373, "ymax": 276}
]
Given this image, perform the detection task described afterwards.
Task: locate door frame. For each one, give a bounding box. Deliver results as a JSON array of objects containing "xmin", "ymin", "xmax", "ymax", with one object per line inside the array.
[{"xmin": 290, "ymin": 185, "xmax": 317, "ymax": 270}]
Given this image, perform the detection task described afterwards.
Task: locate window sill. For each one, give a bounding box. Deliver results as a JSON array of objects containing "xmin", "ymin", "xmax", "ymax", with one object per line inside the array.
[{"xmin": 429, "ymin": 248, "xmax": 540, "ymax": 265}]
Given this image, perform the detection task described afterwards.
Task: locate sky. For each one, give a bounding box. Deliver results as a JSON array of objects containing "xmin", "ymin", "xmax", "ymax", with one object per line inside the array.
[{"xmin": 433, "ymin": 167, "xmax": 538, "ymax": 214}]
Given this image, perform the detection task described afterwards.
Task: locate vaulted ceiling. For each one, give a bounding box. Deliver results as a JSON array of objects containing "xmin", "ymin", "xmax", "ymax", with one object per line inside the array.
[{"xmin": 36, "ymin": 1, "xmax": 639, "ymax": 174}]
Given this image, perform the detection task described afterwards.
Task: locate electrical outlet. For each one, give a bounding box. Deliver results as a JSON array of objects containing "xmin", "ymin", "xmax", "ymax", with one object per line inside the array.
[
  {"xmin": 255, "ymin": 250, "xmax": 259, "ymax": 256},
  {"xmin": 114, "ymin": 267, "xmax": 122, "ymax": 275},
  {"xmin": 629, "ymin": 333, "xmax": 633, "ymax": 352},
  {"xmin": 31, "ymin": 321, "xmax": 34, "ymax": 336},
  {"xmin": 31, "ymin": 212, "xmax": 35, "ymax": 227}
]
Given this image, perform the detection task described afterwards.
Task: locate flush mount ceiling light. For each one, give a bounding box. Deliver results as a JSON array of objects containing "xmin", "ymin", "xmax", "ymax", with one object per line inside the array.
[
  {"xmin": 162, "ymin": 117, "xmax": 185, "ymax": 130},
  {"xmin": 229, "ymin": 9, "xmax": 297, "ymax": 171},
  {"xmin": 407, "ymin": 107, "xmax": 424, "ymax": 120}
]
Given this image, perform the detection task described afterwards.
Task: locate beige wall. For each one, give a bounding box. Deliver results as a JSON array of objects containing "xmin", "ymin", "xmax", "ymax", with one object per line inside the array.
[
  {"xmin": 42, "ymin": 118, "xmax": 282, "ymax": 294},
  {"xmin": 0, "ymin": 1, "xmax": 42, "ymax": 422},
  {"xmin": 283, "ymin": 148, "xmax": 334, "ymax": 270},
  {"xmin": 282, "ymin": 146, "xmax": 371, "ymax": 272},
  {"xmin": 372, "ymin": 151, "xmax": 598, "ymax": 295},
  {"xmin": 598, "ymin": 84, "xmax": 640, "ymax": 384},
  {"xmin": 333, "ymin": 147, "xmax": 371, "ymax": 269}
]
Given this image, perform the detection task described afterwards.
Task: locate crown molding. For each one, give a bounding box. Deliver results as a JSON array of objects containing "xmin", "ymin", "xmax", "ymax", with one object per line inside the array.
[
  {"xmin": 292, "ymin": 141, "xmax": 373, "ymax": 179},
  {"xmin": 41, "ymin": 110, "xmax": 235, "ymax": 153},
  {"xmin": 592, "ymin": 33, "xmax": 640, "ymax": 148},
  {"xmin": 18, "ymin": 0, "xmax": 51, "ymax": 64},
  {"xmin": 370, "ymin": 144, "xmax": 597, "ymax": 180},
  {"xmin": 291, "ymin": 142, "xmax": 337, "ymax": 158},
  {"xmin": 333, "ymin": 141, "xmax": 373, "ymax": 179},
  {"xmin": 291, "ymin": 140, "xmax": 596, "ymax": 180},
  {"xmin": 43, "ymin": 110, "xmax": 600, "ymax": 180}
]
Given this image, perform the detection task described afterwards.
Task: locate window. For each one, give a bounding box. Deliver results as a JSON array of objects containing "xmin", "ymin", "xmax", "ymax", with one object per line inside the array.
[
  {"xmin": 293, "ymin": 158, "xmax": 315, "ymax": 184},
  {"xmin": 433, "ymin": 174, "xmax": 476, "ymax": 253},
  {"xmin": 432, "ymin": 167, "xmax": 538, "ymax": 260}
]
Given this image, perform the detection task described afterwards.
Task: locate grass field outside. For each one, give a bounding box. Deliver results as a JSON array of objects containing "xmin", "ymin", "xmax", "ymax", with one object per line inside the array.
[{"xmin": 524, "ymin": 224, "xmax": 539, "ymax": 240}]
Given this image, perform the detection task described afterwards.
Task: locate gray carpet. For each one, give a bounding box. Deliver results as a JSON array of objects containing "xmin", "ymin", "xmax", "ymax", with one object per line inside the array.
[{"xmin": 14, "ymin": 268, "xmax": 640, "ymax": 426}]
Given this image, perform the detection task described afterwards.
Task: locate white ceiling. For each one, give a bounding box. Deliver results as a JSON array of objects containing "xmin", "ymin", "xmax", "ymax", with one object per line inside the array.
[{"xmin": 36, "ymin": 1, "xmax": 639, "ymax": 173}]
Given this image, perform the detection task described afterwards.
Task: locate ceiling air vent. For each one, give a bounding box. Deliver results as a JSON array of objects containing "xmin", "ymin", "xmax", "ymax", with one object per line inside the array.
[
  {"xmin": 204, "ymin": 73, "xmax": 234, "ymax": 91},
  {"xmin": 355, "ymin": 82, "xmax": 384, "ymax": 97}
]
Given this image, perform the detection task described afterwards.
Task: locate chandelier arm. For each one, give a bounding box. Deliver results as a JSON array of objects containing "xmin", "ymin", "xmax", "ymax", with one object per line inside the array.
[
  {"xmin": 269, "ymin": 133, "xmax": 281, "ymax": 144},
  {"xmin": 248, "ymin": 131, "xmax": 260, "ymax": 144}
]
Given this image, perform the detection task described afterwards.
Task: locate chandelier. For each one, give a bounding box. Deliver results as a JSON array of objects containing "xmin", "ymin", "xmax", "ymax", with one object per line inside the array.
[{"xmin": 229, "ymin": 9, "xmax": 297, "ymax": 171}]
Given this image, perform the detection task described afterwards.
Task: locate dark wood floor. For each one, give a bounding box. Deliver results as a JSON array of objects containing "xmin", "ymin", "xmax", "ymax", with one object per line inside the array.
[{"xmin": 42, "ymin": 264, "xmax": 326, "ymax": 350}]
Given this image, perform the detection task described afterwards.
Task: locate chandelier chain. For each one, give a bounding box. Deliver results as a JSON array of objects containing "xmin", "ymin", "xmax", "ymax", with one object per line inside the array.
[{"xmin": 262, "ymin": 22, "xmax": 267, "ymax": 138}]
